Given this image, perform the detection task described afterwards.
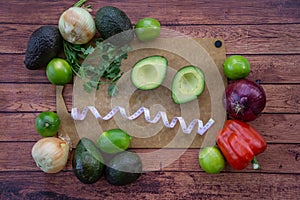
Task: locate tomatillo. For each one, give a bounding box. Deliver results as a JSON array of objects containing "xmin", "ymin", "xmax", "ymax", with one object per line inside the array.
[
  {"xmin": 198, "ymin": 146, "xmax": 225, "ymax": 174},
  {"xmin": 135, "ymin": 17, "xmax": 161, "ymax": 42},
  {"xmin": 223, "ymin": 55, "xmax": 250, "ymax": 80},
  {"xmin": 46, "ymin": 58, "xmax": 72, "ymax": 85},
  {"xmin": 35, "ymin": 111, "xmax": 60, "ymax": 137}
]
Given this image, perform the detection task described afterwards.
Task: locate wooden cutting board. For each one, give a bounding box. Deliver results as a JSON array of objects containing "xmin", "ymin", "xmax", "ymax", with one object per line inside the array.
[{"xmin": 57, "ymin": 37, "xmax": 227, "ymax": 149}]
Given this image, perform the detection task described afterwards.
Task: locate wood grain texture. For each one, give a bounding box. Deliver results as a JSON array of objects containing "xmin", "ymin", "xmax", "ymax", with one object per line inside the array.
[
  {"xmin": 2, "ymin": 24, "xmax": 300, "ymax": 54},
  {"xmin": 1, "ymin": 142, "xmax": 299, "ymax": 173},
  {"xmin": 0, "ymin": 84, "xmax": 68, "ymax": 112},
  {"xmin": 2, "ymin": 0, "xmax": 300, "ymax": 25},
  {"xmin": 264, "ymin": 85, "xmax": 300, "ymax": 113},
  {"xmin": 0, "ymin": 54, "xmax": 48, "ymax": 83},
  {"xmin": 2, "ymin": 54, "xmax": 300, "ymax": 84},
  {"xmin": 1, "ymin": 0, "xmax": 300, "ymax": 199},
  {"xmin": 171, "ymin": 24, "xmax": 300, "ymax": 55},
  {"xmin": 248, "ymin": 114, "xmax": 300, "ymax": 143},
  {"xmin": 1, "ymin": 113, "xmax": 299, "ymax": 143},
  {"xmin": 1, "ymin": 84, "xmax": 299, "ymax": 113},
  {"xmin": 246, "ymin": 55, "xmax": 300, "ymax": 84},
  {"xmin": 0, "ymin": 172, "xmax": 299, "ymax": 200}
]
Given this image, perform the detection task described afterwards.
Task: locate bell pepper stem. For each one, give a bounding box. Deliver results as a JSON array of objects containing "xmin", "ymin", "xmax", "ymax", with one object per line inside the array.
[{"xmin": 252, "ymin": 157, "xmax": 260, "ymax": 170}]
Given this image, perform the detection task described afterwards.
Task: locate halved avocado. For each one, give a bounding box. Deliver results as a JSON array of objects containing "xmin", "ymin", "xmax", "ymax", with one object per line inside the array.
[
  {"xmin": 131, "ymin": 55, "xmax": 168, "ymax": 90},
  {"xmin": 171, "ymin": 65, "xmax": 205, "ymax": 104}
]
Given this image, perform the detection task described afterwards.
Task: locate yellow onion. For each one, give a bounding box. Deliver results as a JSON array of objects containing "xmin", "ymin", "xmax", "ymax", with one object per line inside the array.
[
  {"xmin": 58, "ymin": 7, "xmax": 96, "ymax": 44},
  {"xmin": 31, "ymin": 137, "xmax": 69, "ymax": 173}
]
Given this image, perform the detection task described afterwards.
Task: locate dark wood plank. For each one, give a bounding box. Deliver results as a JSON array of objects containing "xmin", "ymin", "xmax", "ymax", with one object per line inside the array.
[
  {"xmin": 1, "ymin": 113, "xmax": 299, "ymax": 144},
  {"xmin": 247, "ymin": 55, "xmax": 300, "ymax": 84},
  {"xmin": 2, "ymin": 0, "xmax": 300, "ymax": 25},
  {"xmin": 0, "ymin": 113, "xmax": 41, "ymax": 141},
  {"xmin": 248, "ymin": 114, "xmax": 300, "ymax": 143},
  {"xmin": 0, "ymin": 54, "xmax": 48, "ymax": 83},
  {"xmin": 0, "ymin": 83, "xmax": 69, "ymax": 112},
  {"xmin": 1, "ymin": 0, "xmax": 299, "ymax": 199},
  {"xmin": 264, "ymin": 84, "xmax": 300, "ymax": 113},
  {"xmin": 171, "ymin": 24, "xmax": 300, "ymax": 55},
  {"xmin": 1, "ymin": 142, "xmax": 299, "ymax": 173},
  {"xmin": 0, "ymin": 171, "xmax": 299, "ymax": 199},
  {"xmin": 1, "ymin": 83, "xmax": 300, "ymax": 113},
  {"xmin": 0, "ymin": 24, "xmax": 41, "ymax": 54},
  {"xmin": 1, "ymin": 24, "xmax": 300, "ymax": 54},
  {"xmin": 2, "ymin": 54, "xmax": 300, "ymax": 84}
]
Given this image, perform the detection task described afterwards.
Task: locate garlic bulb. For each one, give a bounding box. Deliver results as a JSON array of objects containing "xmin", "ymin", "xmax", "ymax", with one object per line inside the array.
[
  {"xmin": 31, "ymin": 137, "xmax": 69, "ymax": 173},
  {"xmin": 58, "ymin": 7, "xmax": 96, "ymax": 44}
]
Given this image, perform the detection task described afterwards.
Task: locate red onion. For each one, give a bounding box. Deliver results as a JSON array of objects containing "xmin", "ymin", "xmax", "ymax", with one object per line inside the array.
[{"xmin": 224, "ymin": 79, "xmax": 266, "ymax": 122}]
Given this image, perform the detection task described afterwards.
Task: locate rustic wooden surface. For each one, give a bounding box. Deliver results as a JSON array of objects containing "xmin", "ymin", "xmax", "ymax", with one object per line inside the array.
[{"xmin": 1, "ymin": 0, "xmax": 300, "ymax": 199}]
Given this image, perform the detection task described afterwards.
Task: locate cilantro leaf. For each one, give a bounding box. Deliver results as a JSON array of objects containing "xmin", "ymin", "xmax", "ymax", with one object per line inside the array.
[
  {"xmin": 63, "ymin": 39, "xmax": 130, "ymax": 96},
  {"xmin": 108, "ymin": 84, "xmax": 118, "ymax": 97}
]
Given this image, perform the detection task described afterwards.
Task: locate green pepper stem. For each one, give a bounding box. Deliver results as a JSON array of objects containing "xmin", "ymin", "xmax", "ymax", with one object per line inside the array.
[{"xmin": 252, "ymin": 157, "xmax": 260, "ymax": 170}]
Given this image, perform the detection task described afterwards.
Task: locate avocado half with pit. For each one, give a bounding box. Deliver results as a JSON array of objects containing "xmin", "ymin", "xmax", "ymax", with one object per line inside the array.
[
  {"xmin": 131, "ymin": 55, "xmax": 168, "ymax": 90},
  {"xmin": 171, "ymin": 65, "xmax": 205, "ymax": 104}
]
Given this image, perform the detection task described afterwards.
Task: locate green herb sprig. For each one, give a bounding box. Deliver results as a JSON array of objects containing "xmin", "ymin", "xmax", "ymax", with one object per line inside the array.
[
  {"xmin": 63, "ymin": 40, "xmax": 130, "ymax": 96},
  {"xmin": 63, "ymin": 40, "xmax": 94, "ymax": 73},
  {"xmin": 79, "ymin": 42, "xmax": 130, "ymax": 95}
]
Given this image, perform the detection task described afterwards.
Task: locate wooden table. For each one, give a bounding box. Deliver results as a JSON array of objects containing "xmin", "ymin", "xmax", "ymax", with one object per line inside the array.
[{"xmin": 1, "ymin": 0, "xmax": 299, "ymax": 199}]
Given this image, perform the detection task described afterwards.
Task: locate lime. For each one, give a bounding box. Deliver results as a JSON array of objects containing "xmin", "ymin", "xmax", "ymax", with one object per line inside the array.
[
  {"xmin": 198, "ymin": 146, "xmax": 225, "ymax": 174},
  {"xmin": 223, "ymin": 55, "xmax": 250, "ymax": 80},
  {"xmin": 46, "ymin": 58, "xmax": 72, "ymax": 85},
  {"xmin": 35, "ymin": 111, "xmax": 60, "ymax": 137},
  {"xmin": 97, "ymin": 129, "xmax": 132, "ymax": 154},
  {"xmin": 135, "ymin": 17, "xmax": 161, "ymax": 42}
]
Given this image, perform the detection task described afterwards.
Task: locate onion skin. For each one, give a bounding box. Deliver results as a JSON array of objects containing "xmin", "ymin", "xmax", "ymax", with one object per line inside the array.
[
  {"xmin": 31, "ymin": 137, "xmax": 69, "ymax": 173},
  {"xmin": 58, "ymin": 7, "xmax": 96, "ymax": 44},
  {"xmin": 224, "ymin": 79, "xmax": 266, "ymax": 122}
]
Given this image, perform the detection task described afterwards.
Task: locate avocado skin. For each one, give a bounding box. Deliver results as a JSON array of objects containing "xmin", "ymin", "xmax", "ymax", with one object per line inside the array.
[
  {"xmin": 24, "ymin": 26, "xmax": 63, "ymax": 70},
  {"xmin": 72, "ymin": 138, "xmax": 104, "ymax": 184},
  {"xmin": 95, "ymin": 6, "xmax": 134, "ymax": 45},
  {"xmin": 105, "ymin": 151, "xmax": 142, "ymax": 186}
]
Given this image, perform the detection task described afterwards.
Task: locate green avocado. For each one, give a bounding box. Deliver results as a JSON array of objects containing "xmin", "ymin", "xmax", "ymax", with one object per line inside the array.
[
  {"xmin": 72, "ymin": 138, "xmax": 104, "ymax": 184},
  {"xmin": 171, "ymin": 65, "xmax": 205, "ymax": 104},
  {"xmin": 131, "ymin": 55, "xmax": 168, "ymax": 90},
  {"xmin": 95, "ymin": 6, "xmax": 134, "ymax": 45},
  {"xmin": 105, "ymin": 151, "xmax": 142, "ymax": 186},
  {"xmin": 24, "ymin": 26, "xmax": 63, "ymax": 70}
]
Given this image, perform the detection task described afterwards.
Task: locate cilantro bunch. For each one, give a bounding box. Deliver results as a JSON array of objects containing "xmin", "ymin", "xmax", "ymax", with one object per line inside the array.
[{"xmin": 63, "ymin": 40, "xmax": 130, "ymax": 96}]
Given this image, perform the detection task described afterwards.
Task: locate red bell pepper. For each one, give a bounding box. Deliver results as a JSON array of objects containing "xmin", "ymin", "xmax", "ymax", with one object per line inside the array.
[{"xmin": 216, "ymin": 119, "xmax": 267, "ymax": 170}]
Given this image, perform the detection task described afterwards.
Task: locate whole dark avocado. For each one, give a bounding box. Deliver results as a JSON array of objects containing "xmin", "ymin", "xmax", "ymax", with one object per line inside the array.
[
  {"xmin": 95, "ymin": 6, "xmax": 134, "ymax": 45},
  {"xmin": 24, "ymin": 26, "xmax": 63, "ymax": 70},
  {"xmin": 105, "ymin": 151, "xmax": 142, "ymax": 186},
  {"xmin": 72, "ymin": 138, "xmax": 104, "ymax": 184}
]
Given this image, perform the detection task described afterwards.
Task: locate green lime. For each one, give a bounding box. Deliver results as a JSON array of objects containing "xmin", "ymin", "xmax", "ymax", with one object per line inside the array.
[
  {"xmin": 198, "ymin": 146, "xmax": 225, "ymax": 174},
  {"xmin": 35, "ymin": 111, "xmax": 60, "ymax": 137},
  {"xmin": 223, "ymin": 55, "xmax": 250, "ymax": 80},
  {"xmin": 97, "ymin": 129, "xmax": 132, "ymax": 154},
  {"xmin": 46, "ymin": 58, "xmax": 72, "ymax": 85},
  {"xmin": 135, "ymin": 17, "xmax": 161, "ymax": 42}
]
